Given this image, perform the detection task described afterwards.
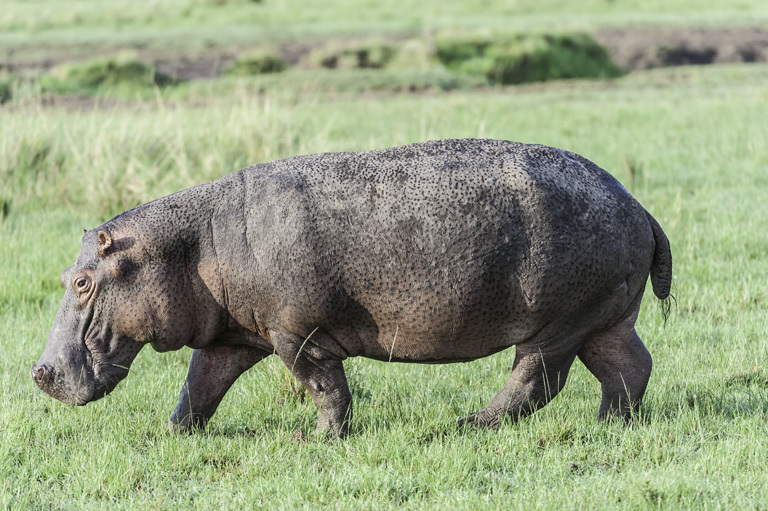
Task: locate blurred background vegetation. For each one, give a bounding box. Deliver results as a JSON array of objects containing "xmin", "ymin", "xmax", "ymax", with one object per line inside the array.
[{"xmin": 2, "ymin": 0, "xmax": 768, "ymax": 105}]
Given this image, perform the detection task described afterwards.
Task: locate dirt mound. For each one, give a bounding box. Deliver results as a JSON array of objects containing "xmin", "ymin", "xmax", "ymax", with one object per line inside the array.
[{"xmin": 596, "ymin": 26, "xmax": 768, "ymax": 70}]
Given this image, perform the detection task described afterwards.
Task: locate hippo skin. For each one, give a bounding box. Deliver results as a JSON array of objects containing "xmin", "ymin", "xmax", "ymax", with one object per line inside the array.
[{"xmin": 33, "ymin": 139, "xmax": 672, "ymax": 436}]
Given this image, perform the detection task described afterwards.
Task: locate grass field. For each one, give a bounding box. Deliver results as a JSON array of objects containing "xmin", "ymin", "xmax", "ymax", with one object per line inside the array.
[{"xmin": 2, "ymin": 2, "xmax": 768, "ymax": 509}]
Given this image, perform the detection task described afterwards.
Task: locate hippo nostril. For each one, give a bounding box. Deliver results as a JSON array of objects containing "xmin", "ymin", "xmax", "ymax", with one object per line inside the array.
[{"xmin": 32, "ymin": 363, "xmax": 51, "ymax": 384}]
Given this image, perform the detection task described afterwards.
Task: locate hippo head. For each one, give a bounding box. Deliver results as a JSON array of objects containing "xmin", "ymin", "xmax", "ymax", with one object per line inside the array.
[{"xmin": 32, "ymin": 226, "xmax": 195, "ymax": 405}]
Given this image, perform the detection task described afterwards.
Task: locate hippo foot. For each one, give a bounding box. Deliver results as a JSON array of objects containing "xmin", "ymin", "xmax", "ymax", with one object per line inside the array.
[
  {"xmin": 457, "ymin": 409, "xmax": 501, "ymax": 429},
  {"xmin": 164, "ymin": 421, "xmax": 206, "ymax": 434},
  {"xmin": 313, "ymin": 423, "xmax": 332, "ymax": 436},
  {"xmin": 597, "ymin": 408, "xmax": 637, "ymax": 425},
  {"xmin": 313, "ymin": 418, "xmax": 349, "ymax": 439},
  {"xmin": 165, "ymin": 413, "xmax": 208, "ymax": 434},
  {"xmin": 312, "ymin": 426, "xmax": 337, "ymax": 439}
]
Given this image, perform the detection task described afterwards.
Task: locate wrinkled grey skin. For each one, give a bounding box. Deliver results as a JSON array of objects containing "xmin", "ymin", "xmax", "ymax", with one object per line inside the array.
[{"xmin": 33, "ymin": 139, "xmax": 672, "ymax": 436}]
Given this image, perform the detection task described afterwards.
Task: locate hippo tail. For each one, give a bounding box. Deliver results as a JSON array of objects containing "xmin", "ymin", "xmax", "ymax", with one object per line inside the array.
[{"xmin": 646, "ymin": 210, "xmax": 673, "ymax": 305}]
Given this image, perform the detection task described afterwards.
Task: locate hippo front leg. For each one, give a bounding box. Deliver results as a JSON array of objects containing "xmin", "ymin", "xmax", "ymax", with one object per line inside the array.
[
  {"xmin": 270, "ymin": 329, "xmax": 352, "ymax": 438},
  {"xmin": 169, "ymin": 345, "xmax": 267, "ymax": 432}
]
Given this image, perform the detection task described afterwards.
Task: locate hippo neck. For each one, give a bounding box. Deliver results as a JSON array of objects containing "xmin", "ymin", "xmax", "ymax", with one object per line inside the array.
[
  {"xmin": 110, "ymin": 175, "xmax": 243, "ymax": 350},
  {"xmin": 117, "ymin": 178, "xmax": 227, "ymax": 242}
]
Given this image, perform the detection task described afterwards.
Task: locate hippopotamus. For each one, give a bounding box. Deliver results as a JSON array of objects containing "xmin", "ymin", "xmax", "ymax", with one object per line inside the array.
[{"xmin": 32, "ymin": 138, "xmax": 672, "ymax": 436}]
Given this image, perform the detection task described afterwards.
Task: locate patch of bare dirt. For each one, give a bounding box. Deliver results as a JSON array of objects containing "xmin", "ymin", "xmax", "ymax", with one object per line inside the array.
[
  {"xmin": 595, "ymin": 26, "xmax": 768, "ymax": 70},
  {"xmin": 147, "ymin": 39, "xmax": 325, "ymax": 80}
]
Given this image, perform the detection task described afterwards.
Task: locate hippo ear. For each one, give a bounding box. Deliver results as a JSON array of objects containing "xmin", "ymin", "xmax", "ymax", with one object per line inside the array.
[{"xmin": 97, "ymin": 230, "xmax": 113, "ymax": 257}]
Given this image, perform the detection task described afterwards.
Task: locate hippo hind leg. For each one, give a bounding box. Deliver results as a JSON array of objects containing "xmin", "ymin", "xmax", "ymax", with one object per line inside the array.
[
  {"xmin": 577, "ymin": 308, "xmax": 652, "ymax": 422},
  {"xmin": 458, "ymin": 343, "xmax": 578, "ymax": 428}
]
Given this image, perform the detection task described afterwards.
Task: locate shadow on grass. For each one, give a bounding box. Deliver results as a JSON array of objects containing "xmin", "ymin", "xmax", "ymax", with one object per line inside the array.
[{"xmin": 649, "ymin": 375, "xmax": 768, "ymax": 422}]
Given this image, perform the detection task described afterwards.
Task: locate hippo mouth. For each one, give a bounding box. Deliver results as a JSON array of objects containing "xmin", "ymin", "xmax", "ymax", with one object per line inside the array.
[
  {"xmin": 32, "ymin": 334, "xmax": 130, "ymax": 406},
  {"xmin": 31, "ymin": 360, "xmax": 97, "ymax": 406},
  {"xmin": 31, "ymin": 357, "xmax": 129, "ymax": 406}
]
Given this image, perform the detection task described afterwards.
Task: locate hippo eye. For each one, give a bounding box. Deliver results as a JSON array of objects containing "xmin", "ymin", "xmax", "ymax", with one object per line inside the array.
[{"xmin": 74, "ymin": 277, "xmax": 90, "ymax": 294}]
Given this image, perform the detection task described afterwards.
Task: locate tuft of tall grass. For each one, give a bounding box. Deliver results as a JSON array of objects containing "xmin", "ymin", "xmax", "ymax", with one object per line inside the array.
[
  {"xmin": 0, "ymin": 76, "xmax": 12, "ymax": 104},
  {"xmin": 0, "ymin": 93, "xmax": 308, "ymax": 218},
  {"xmin": 313, "ymin": 41, "xmax": 398, "ymax": 70},
  {"xmin": 436, "ymin": 32, "xmax": 623, "ymax": 84},
  {"xmin": 39, "ymin": 54, "xmax": 175, "ymax": 95},
  {"xmin": 225, "ymin": 50, "xmax": 286, "ymax": 76}
]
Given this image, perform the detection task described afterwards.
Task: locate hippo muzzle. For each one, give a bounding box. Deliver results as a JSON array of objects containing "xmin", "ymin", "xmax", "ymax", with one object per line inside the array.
[
  {"xmin": 32, "ymin": 300, "xmax": 133, "ymax": 406},
  {"xmin": 31, "ymin": 356, "xmax": 96, "ymax": 406},
  {"xmin": 32, "ymin": 345, "xmax": 130, "ymax": 405},
  {"xmin": 31, "ymin": 334, "xmax": 98, "ymax": 406}
]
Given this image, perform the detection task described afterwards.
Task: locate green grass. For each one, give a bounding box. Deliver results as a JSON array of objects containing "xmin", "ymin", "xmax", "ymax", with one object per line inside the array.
[{"xmin": 1, "ymin": 62, "xmax": 768, "ymax": 508}]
